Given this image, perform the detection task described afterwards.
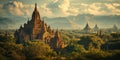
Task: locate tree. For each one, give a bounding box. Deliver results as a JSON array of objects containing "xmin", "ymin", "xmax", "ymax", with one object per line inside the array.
[
  {"xmin": 0, "ymin": 42, "xmax": 25, "ymax": 60},
  {"xmin": 24, "ymin": 41, "xmax": 56, "ymax": 59},
  {"xmin": 78, "ymin": 35, "xmax": 104, "ymax": 50},
  {"xmin": 63, "ymin": 43, "xmax": 86, "ymax": 56},
  {"xmin": 0, "ymin": 35, "xmax": 15, "ymax": 43},
  {"xmin": 111, "ymin": 33, "xmax": 120, "ymax": 40}
]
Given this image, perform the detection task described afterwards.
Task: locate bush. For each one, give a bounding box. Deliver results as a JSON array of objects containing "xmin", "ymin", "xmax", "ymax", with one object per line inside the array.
[
  {"xmin": 23, "ymin": 41, "xmax": 56, "ymax": 59},
  {"xmin": 79, "ymin": 35, "xmax": 104, "ymax": 50},
  {"xmin": 62, "ymin": 43, "xmax": 86, "ymax": 56}
]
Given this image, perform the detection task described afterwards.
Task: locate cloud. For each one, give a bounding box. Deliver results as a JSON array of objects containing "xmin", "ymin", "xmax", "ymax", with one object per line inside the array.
[
  {"xmin": 2, "ymin": 1, "xmax": 24, "ymax": 16},
  {"xmin": 46, "ymin": 0, "xmax": 70, "ymax": 17},
  {"xmin": 0, "ymin": 0, "xmax": 71, "ymax": 17},
  {"xmin": 0, "ymin": 0, "xmax": 120, "ymax": 18},
  {"xmin": 78, "ymin": 3, "xmax": 106, "ymax": 15},
  {"xmin": 44, "ymin": 1, "xmax": 120, "ymax": 17},
  {"xmin": 0, "ymin": 1, "xmax": 34, "ymax": 17},
  {"xmin": 70, "ymin": 0, "xmax": 120, "ymax": 3},
  {"xmin": 71, "ymin": 3, "xmax": 120, "ymax": 16},
  {"xmin": 105, "ymin": 3, "xmax": 120, "ymax": 15},
  {"xmin": 40, "ymin": 3, "xmax": 52, "ymax": 17},
  {"xmin": 67, "ymin": 6, "xmax": 79, "ymax": 16}
]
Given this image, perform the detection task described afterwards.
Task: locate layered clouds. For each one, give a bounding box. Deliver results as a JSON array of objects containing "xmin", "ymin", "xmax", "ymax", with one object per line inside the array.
[
  {"xmin": 43, "ymin": 0, "xmax": 120, "ymax": 16},
  {"xmin": 70, "ymin": 2, "xmax": 120, "ymax": 16},
  {"xmin": 46, "ymin": 0, "xmax": 70, "ymax": 17},
  {"xmin": 41, "ymin": 0, "xmax": 120, "ymax": 17},
  {"xmin": 0, "ymin": 0, "xmax": 120, "ymax": 17},
  {"xmin": 0, "ymin": 1, "xmax": 35, "ymax": 17}
]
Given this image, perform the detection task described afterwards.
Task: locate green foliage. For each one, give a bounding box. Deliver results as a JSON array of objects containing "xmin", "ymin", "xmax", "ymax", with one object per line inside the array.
[
  {"xmin": 108, "ymin": 50, "xmax": 120, "ymax": 60},
  {"xmin": 0, "ymin": 35, "xmax": 15, "ymax": 43},
  {"xmin": 102, "ymin": 40, "xmax": 120, "ymax": 50},
  {"xmin": 111, "ymin": 33, "xmax": 120, "ymax": 40},
  {"xmin": 23, "ymin": 41, "xmax": 56, "ymax": 59},
  {"xmin": 69, "ymin": 52, "xmax": 87, "ymax": 60},
  {"xmin": 61, "ymin": 33, "xmax": 70, "ymax": 44},
  {"xmin": 0, "ymin": 42, "xmax": 25, "ymax": 60},
  {"xmin": 79, "ymin": 35, "xmax": 104, "ymax": 50},
  {"xmin": 62, "ymin": 43, "xmax": 86, "ymax": 56},
  {"xmin": 0, "ymin": 30, "xmax": 120, "ymax": 60},
  {"xmin": 0, "ymin": 54, "xmax": 7, "ymax": 60}
]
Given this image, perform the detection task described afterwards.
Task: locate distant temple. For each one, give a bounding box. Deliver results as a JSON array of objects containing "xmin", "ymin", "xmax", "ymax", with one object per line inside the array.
[
  {"xmin": 14, "ymin": 3, "xmax": 64, "ymax": 50},
  {"xmin": 112, "ymin": 24, "xmax": 118, "ymax": 32},
  {"xmin": 93, "ymin": 24, "xmax": 99, "ymax": 33},
  {"xmin": 82, "ymin": 23, "xmax": 93, "ymax": 34},
  {"xmin": 81, "ymin": 23, "xmax": 119, "ymax": 34}
]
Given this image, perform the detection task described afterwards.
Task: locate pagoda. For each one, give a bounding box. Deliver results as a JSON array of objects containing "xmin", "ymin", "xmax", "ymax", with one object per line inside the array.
[
  {"xmin": 112, "ymin": 24, "xmax": 118, "ymax": 32},
  {"xmin": 93, "ymin": 24, "xmax": 99, "ymax": 33},
  {"xmin": 14, "ymin": 3, "xmax": 64, "ymax": 50},
  {"xmin": 82, "ymin": 23, "xmax": 92, "ymax": 33},
  {"xmin": 50, "ymin": 30, "xmax": 65, "ymax": 51}
]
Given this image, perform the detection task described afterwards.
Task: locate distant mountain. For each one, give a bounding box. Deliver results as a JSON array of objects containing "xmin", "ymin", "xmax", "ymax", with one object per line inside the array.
[
  {"xmin": 0, "ymin": 17, "xmax": 27, "ymax": 29},
  {"xmin": 0, "ymin": 17, "xmax": 14, "ymax": 29},
  {"xmin": 44, "ymin": 14, "xmax": 120, "ymax": 29},
  {"xmin": 0, "ymin": 14, "xmax": 120, "ymax": 29}
]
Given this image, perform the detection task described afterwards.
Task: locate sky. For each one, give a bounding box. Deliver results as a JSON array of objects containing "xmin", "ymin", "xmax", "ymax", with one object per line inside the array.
[{"xmin": 0, "ymin": 0, "xmax": 120, "ymax": 29}]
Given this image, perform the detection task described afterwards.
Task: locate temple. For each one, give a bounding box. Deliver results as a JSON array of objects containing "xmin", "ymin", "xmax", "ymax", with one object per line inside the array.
[
  {"xmin": 14, "ymin": 3, "xmax": 64, "ymax": 50},
  {"xmin": 82, "ymin": 23, "xmax": 92, "ymax": 33},
  {"xmin": 93, "ymin": 24, "xmax": 99, "ymax": 33}
]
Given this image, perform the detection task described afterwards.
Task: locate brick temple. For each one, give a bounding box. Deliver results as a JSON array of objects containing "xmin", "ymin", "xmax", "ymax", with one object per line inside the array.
[{"xmin": 14, "ymin": 3, "xmax": 64, "ymax": 50}]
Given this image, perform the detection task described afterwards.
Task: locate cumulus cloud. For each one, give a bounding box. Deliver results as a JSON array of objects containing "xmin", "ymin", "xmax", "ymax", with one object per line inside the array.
[
  {"xmin": 2, "ymin": 1, "xmax": 24, "ymax": 16},
  {"xmin": 105, "ymin": 3, "xmax": 120, "ymax": 15},
  {"xmin": 0, "ymin": 0, "xmax": 71, "ymax": 17},
  {"xmin": 0, "ymin": 1, "xmax": 34, "ymax": 17},
  {"xmin": 67, "ymin": 6, "xmax": 79, "ymax": 16},
  {"xmin": 47, "ymin": 0, "xmax": 70, "ymax": 17},
  {"xmin": 0, "ymin": 0, "xmax": 120, "ymax": 18},
  {"xmin": 78, "ymin": 3, "xmax": 105, "ymax": 15},
  {"xmin": 44, "ymin": 0, "xmax": 120, "ymax": 17},
  {"xmin": 40, "ymin": 3, "xmax": 52, "ymax": 17},
  {"xmin": 75, "ymin": 3, "xmax": 120, "ymax": 15}
]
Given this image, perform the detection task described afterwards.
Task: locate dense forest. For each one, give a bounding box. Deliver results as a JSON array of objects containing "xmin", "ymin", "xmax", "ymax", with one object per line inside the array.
[{"xmin": 0, "ymin": 30, "xmax": 120, "ymax": 60}]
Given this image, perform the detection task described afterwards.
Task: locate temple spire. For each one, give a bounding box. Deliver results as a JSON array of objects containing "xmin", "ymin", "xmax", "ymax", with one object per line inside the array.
[
  {"xmin": 84, "ymin": 23, "xmax": 91, "ymax": 30},
  {"xmin": 32, "ymin": 3, "xmax": 40, "ymax": 21},
  {"xmin": 35, "ymin": 3, "xmax": 37, "ymax": 7},
  {"xmin": 35, "ymin": 3, "xmax": 37, "ymax": 11},
  {"xmin": 94, "ymin": 24, "xmax": 99, "ymax": 29}
]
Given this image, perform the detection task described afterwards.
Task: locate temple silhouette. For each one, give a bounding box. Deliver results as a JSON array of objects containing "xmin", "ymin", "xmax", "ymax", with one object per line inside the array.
[{"xmin": 14, "ymin": 3, "xmax": 64, "ymax": 50}]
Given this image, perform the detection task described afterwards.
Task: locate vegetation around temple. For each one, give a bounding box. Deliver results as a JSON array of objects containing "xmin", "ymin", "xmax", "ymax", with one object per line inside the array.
[{"xmin": 0, "ymin": 29, "xmax": 120, "ymax": 60}]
